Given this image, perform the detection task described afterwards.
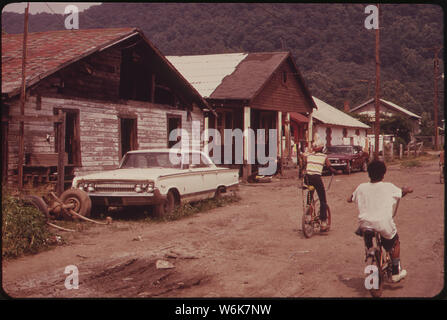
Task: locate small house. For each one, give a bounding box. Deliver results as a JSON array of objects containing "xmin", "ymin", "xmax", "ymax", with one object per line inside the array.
[
  {"xmin": 167, "ymin": 51, "xmax": 316, "ymax": 178},
  {"xmin": 311, "ymin": 97, "xmax": 370, "ymax": 150},
  {"xmin": 350, "ymin": 98, "xmax": 421, "ymax": 139}
]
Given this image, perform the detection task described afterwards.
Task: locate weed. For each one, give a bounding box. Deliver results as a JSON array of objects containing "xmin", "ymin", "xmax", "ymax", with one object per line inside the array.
[{"xmin": 2, "ymin": 194, "xmax": 52, "ymax": 258}]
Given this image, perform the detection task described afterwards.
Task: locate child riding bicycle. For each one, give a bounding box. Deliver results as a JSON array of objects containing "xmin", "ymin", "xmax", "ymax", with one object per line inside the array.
[
  {"xmin": 302, "ymin": 140, "xmax": 340, "ymax": 231},
  {"xmin": 347, "ymin": 160, "xmax": 413, "ymax": 283}
]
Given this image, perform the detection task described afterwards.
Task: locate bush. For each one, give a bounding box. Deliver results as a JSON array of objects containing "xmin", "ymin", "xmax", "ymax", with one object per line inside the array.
[{"xmin": 2, "ymin": 194, "xmax": 51, "ymax": 258}]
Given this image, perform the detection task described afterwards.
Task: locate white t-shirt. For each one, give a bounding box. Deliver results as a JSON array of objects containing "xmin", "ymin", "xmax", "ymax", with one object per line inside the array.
[{"xmin": 352, "ymin": 181, "xmax": 402, "ymax": 239}]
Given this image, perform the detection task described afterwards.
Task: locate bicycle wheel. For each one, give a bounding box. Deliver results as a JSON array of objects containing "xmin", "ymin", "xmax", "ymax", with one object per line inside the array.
[
  {"xmin": 365, "ymin": 249, "xmax": 383, "ymax": 297},
  {"xmin": 302, "ymin": 205, "xmax": 314, "ymax": 238}
]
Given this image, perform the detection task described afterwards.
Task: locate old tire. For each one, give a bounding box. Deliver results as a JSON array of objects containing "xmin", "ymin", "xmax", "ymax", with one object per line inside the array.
[
  {"xmin": 153, "ymin": 190, "xmax": 175, "ymax": 218},
  {"xmin": 60, "ymin": 189, "xmax": 92, "ymax": 218},
  {"xmin": 23, "ymin": 195, "xmax": 50, "ymax": 220}
]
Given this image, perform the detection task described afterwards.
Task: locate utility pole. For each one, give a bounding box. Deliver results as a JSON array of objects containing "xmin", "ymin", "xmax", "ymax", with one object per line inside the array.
[
  {"xmin": 18, "ymin": 2, "xmax": 30, "ymax": 191},
  {"xmin": 433, "ymin": 46, "xmax": 442, "ymax": 151},
  {"xmin": 374, "ymin": 3, "xmax": 381, "ymax": 160}
]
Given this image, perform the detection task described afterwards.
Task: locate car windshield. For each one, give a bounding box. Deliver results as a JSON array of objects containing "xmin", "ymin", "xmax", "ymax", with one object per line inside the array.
[
  {"xmin": 120, "ymin": 152, "xmax": 182, "ymax": 169},
  {"xmin": 326, "ymin": 146, "xmax": 353, "ymax": 154}
]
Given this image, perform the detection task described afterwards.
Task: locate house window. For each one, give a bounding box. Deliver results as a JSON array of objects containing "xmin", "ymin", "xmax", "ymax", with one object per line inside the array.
[
  {"xmin": 355, "ymin": 129, "xmax": 360, "ymax": 136},
  {"xmin": 167, "ymin": 114, "xmax": 182, "ymax": 148},
  {"xmin": 54, "ymin": 108, "xmax": 81, "ymax": 166},
  {"xmin": 282, "ymin": 71, "xmax": 287, "ymax": 84},
  {"xmin": 343, "ymin": 128, "xmax": 348, "ymax": 138}
]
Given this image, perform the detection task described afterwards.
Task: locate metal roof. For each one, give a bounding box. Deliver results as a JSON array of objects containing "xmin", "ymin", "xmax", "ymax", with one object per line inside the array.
[
  {"xmin": 1, "ymin": 28, "xmax": 210, "ymax": 110},
  {"xmin": 312, "ymin": 96, "xmax": 370, "ymax": 129},
  {"xmin": 166, "ymin": 53, "xmax": 248, "ymax": 98},
  {"xmin": 350, "ymin": 98, "xmax": 421, "ymax": 119},
  {"xmin": 2, "ymin": 28, "xmax": 139, "ymax": 97},
  {"xmin": 167, "ymin": 51, "xmax": 316, "ymax": 112}
]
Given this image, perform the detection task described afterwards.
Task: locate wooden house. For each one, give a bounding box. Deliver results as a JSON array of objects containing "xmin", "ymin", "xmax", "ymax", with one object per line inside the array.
[
  {"xmin": 350, "ymin": 98, "xmax": 421, "ymax": 139},
  {"xmin": 167, "ymin": 52, "xmax": 316, "ymax": 179},
  {"xmin": 1, "ymin": 28, "xmax": 211, "ymax": 189}
]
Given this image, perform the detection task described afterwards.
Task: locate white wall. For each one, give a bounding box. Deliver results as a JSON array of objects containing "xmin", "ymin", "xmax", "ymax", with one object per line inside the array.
[{"xmin": 315, "ymin": 125, "xmax": 368, "ymax": 149}]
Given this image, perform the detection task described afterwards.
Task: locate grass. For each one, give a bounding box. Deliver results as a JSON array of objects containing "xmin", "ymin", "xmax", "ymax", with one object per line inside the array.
[
  {"xmin": 384, "ymin": 151, "xmax": 439, "ymax": 168},
  {"xmin": 162, "ymin": 193, "xmax": 241, "ymax": 222},
  {"xmin": 99, "ymin": 193, "xmax": 241, "ymax": 223}
]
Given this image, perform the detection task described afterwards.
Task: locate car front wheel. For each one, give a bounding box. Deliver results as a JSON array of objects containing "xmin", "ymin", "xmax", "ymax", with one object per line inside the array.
[
  {"xmin": 153, "ymin": 190, "xmax": 175, "ymax": 218},
  {"xmin": 344, "ymin": 161, "xmax": 352, "ymax": 175}
]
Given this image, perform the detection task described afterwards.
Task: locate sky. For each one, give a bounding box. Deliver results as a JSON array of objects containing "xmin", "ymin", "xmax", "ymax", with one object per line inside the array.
[{"xmin": 2, "ymin": 2, "xmax": 101, "ymax": 14}]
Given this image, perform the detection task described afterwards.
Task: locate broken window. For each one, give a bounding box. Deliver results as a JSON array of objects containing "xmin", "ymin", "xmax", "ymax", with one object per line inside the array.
[
  {"xmin": 54, "ymin": 108, "xmax": 81, "ymax": 166},
  {"xmin": 167, "ymin": 114, "xmax": 182, "ymax": 148},
  {"xmin": 119, "ymin": 48, "xmax": 152, "ymax": 101}
]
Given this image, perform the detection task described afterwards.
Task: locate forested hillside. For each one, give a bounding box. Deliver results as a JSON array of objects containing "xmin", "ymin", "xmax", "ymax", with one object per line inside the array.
[{"xmin": 2, "ymin": 3, "xmax": 444, "ymax": 120}]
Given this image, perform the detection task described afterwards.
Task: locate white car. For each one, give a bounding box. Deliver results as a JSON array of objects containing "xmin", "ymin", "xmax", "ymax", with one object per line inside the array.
[{"xmin": 71, "ymin": 149, "xmax": 239, "ymax": 216}]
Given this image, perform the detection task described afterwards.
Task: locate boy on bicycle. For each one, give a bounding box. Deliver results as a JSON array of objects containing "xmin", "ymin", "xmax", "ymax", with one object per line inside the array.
[
  {"xmin": 347, "ymin": 160, "xmax": 413, "ymax": 283},
  {"xmin": 303, "ymin": 141, "xmax": 339, "ymax": 231}
]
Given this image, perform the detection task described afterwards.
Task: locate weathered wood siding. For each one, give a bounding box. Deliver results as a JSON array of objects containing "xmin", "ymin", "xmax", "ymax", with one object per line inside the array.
[
  {"xmin": 250, "ymin": 60, "xmax": 312, "ymax": 114},
  {"xmin": 6, "ymin": 95, "xmax": 203, "ymax": 185}
]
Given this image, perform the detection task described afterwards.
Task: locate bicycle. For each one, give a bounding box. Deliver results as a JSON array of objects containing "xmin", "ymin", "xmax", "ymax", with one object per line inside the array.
[
  {"xmin": 301, "ymin": 174, "xmax": 333, "ymax": 238},
  {"xmin": 357, "ymin": 199, "xmax": 401, "ymax": 298}
]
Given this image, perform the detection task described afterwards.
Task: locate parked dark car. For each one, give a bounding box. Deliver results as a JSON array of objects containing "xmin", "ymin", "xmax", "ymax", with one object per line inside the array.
[{"xmin": 324, "ymin": 145, "xmax": 369, "ymax": 174}]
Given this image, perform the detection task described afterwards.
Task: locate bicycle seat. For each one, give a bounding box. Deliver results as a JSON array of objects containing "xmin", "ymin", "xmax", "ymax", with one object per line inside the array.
[
  {"xmin": 355, "ymin": 227, "xmax": 377, "ymax": 237},
  {"xmin": 301, "ymin": 184, "xmax": 314, "ymax": 191}
]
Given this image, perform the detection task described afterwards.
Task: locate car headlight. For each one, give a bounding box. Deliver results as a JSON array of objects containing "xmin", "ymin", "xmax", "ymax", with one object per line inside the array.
[
  {"xmin": 135, "ymin": 184, "xmax": 143, "ymax": 193},
  {"xmin": 146, "ymin": 182, "xmax": 154, "ymax": 193},
  {"xmin": 87, "ymin": 183, "xmax": 95, "ymax": 192}
]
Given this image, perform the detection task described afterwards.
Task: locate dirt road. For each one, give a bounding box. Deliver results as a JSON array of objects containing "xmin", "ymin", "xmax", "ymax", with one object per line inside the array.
[{"xmin": 2, "ymin": 158, "xmax": 444, "ymax": 298}]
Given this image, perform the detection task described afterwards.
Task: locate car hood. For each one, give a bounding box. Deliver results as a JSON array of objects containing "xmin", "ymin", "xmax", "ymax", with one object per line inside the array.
[
  {"xmin": 74, "ymin": 168, "xmax": 188, "ymax": 182},
  {"xmin": 326, "ymin": 153, "xmax": 352, "ymax": 160}
]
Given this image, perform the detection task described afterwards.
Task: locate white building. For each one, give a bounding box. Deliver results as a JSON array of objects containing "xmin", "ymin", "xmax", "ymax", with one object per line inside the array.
[{"xmin": 311, "ymin": 97, "xmax": 370, "ymax": 150}]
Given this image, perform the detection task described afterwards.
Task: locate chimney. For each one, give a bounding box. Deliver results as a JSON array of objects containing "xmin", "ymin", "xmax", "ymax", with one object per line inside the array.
[{"xmin": 344, "ymin": 101, "xmax": 350, "ymax": 113}]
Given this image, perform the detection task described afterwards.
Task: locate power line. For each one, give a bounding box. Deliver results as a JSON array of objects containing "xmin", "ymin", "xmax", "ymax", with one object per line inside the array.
[{"xmin": 44, "ymin": 2, "xmax": 66, "ymax": 27}]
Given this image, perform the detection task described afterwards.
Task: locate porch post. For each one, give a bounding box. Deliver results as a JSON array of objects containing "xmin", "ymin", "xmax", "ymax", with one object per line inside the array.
[
  {"xmin": 203, "ymin": 115, "xmax": 209, "ymax": 154},
  {"xmin": 285, "ymin": 112, "xmax": 291, "ymax": 159},
  {"xmin": 307, "ymin": 112, "xmax": 313, "ymax": 150},
  {"xmin": 277, "ymin": 111, "xmax": 282, "ymax": 175},
  {"xmin": 243, "ymin": 106, "xmax": 251, "ymax": 181}
]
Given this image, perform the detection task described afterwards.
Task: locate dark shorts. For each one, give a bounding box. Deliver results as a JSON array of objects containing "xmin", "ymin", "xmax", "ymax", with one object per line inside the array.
[{"xmin": 364, "ymin": 232, "xmax": 399, "ymax": 252}]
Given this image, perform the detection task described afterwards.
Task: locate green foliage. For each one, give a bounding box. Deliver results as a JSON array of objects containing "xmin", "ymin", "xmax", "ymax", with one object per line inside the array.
[
  {"xmin": 1, "ymin": 3, "xmax": 443, "ymax": 120},
  {"xmin": 420, "ymin": 111, "xmax": 435, "ymax": 136},
  {"xmin": 380, "ymin": 115, "xmax": 413, "ymax": 143},
  {"xmin": 2, "ymin": 194, "xmax": 51, "ymax": 258}
]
